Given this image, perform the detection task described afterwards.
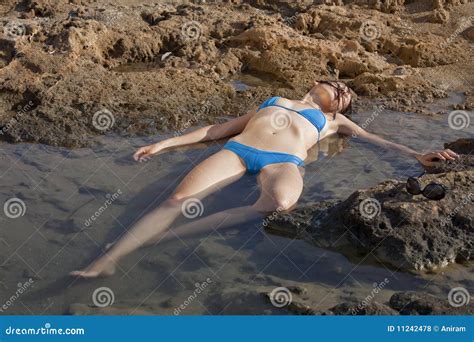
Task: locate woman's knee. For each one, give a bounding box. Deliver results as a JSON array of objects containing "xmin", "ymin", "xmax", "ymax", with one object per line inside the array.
[
  {"xmin": 164, "ymin": 195, "xmax": 186, "ymax": 207},
  {"xmin": 252, "ymin": 196, "xmax": 298, "ymax": 214},
  {"xmin": 167, "ymin": 192, "xmax": 203, "ymax": 206},
  {"xmin": 274, "ymin": 197, "xmax": 298, "ymax": 212}
]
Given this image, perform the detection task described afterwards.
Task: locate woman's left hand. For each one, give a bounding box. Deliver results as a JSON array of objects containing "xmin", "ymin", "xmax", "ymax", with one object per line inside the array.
[
  {"xmin": 133, "ymin": 143, "xmax": 164, "ymax": 162},
  {"xmin": 416, "ymin": 149, "xmax": 459, "ymax": 167}
]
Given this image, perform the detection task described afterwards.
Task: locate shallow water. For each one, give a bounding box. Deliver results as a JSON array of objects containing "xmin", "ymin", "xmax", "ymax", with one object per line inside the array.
[
  {"xmin": 230, "ymin": 69, "xmax": 292, "ymax": 91},
  {"xmin": 0, "ymin": 96, "xmax": 472, "ymax": 315}
]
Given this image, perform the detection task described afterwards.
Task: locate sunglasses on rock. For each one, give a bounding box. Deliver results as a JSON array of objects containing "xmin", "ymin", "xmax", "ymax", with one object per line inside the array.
[{"xmin": 405, "ymin": 172, "xmax": 448, "ymax": 201}]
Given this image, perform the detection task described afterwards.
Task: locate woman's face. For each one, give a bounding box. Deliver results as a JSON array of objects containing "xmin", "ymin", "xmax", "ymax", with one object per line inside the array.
[{"xmin": 311, "ymin": 81, "xmax": 351, "ymax": 114}]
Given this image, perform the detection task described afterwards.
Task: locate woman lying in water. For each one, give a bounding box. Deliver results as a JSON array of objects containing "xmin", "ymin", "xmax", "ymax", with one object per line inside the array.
[{"xmin": 71, "ymin": 80, "xmax": 459, "ymax": 277}]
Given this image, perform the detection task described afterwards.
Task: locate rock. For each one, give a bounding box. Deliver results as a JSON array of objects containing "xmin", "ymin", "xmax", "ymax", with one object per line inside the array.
[
  {"xmin": 445, "ymin": 138, "xmax": 474, "ymax": 155},
  {"xmin": 393, "ymin": 66, "xmax": 407, "ymax": 76},
  {"xmin": 68, "ymin": 303, "xmax": 156, "ymax": 315},
  {"xmin": 268, "ymin": 139, "xmax": 474, "ymax": 273},
  {"xmin": 427, "ymin": 9, "xmax": 450, "ymax": 23},
  {"xmin": 0, "ymin": 1, "xmax": 472, "ymax": 146},
  {"xmin": 337, "ymin": 59, "xmax": 369, "ymax": 78},
  {"xmin": 285, "ymin": 301, "xmax": 316, "ymax": 315},
  {"xmin": 330, "ymin": 301, "xmax": 398, "ymax": 315},
  {"xmin": 425, "ymin": 154, "xmax": 474, "ymax": 174},
  {"xmin": 389, "ymin": 291, "xmax": 474, "ymax": 315}
]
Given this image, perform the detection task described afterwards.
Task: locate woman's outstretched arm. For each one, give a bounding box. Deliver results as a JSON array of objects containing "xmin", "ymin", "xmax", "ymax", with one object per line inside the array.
[
  {"xmin": 336, "ymin": 113, "xmax": 459, "ymax": 167},
  {"xmin": 133, "ymin": 107, "xmax": 257, "ymax": 161}
]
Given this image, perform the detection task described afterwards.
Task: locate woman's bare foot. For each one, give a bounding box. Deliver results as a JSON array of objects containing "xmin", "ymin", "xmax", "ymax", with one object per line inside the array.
[{"xmin": 70, "ymin": 255, "xmax": 117, "ymax": 278}]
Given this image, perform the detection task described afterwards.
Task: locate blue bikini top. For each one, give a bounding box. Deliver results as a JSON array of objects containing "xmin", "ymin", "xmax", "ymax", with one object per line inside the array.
[{"xmin": 257, "ymin": 96, "xmax": 327, "ymax": 134}]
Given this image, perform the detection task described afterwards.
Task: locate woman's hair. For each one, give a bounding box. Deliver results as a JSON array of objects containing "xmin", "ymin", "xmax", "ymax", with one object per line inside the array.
[{"xmin": 317, "ymin": 80, "xmax": 353, "ymax": 117}]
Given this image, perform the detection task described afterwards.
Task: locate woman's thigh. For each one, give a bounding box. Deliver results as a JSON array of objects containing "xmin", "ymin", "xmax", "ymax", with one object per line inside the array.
[
  {"xmin": 253, "ymin": 163, "xmax": 304, "ymax": 213},
  {"xmin": 171, "ymin": 149, "xmax": 247, "ymax": 200}
]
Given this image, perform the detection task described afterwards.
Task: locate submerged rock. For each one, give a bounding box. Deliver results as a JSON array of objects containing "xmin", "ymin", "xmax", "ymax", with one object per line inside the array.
[
  {"xmin": 268, "ymin": 138, "xmax": 474, "ymax": 273},
  {"xmin": 389, "ymin": 291, "xmax": 474, "ymax": 315},
  {"xmin": 330, "ymin": 301, "xmax": 398, "ymax": 315}
]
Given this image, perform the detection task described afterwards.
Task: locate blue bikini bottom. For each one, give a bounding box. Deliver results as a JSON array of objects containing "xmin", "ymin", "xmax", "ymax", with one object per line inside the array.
[{"xmin": 223, "ymin": 141, "xmax": 304, "ymax": 174}]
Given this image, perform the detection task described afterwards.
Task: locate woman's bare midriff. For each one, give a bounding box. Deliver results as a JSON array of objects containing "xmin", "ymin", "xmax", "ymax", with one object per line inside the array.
[{"xmin": 229, "ymin": 106, "xmax": 336, "ymax": 159}]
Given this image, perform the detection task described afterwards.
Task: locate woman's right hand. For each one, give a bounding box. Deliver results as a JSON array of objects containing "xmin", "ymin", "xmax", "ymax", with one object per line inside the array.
[
  {"xmin": 133, "ymin": 143, "xmax": 163, "ymax": 162},
  {"xmin": 415, "ymin": 149, "xmax": 459, "ymax": 167}
]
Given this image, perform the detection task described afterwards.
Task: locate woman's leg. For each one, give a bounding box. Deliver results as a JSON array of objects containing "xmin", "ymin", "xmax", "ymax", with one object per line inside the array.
[
  {"xmin": 143, "ymin": 163, "xmax": 304, "ymax": 245},
  {"xmin": 70, "ymin": 149, "xmax": 246, "ymax": 278}
]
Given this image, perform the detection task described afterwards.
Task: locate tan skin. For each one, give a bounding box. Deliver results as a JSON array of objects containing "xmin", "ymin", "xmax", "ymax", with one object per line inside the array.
[{"xmin": 71, "ymin": 81, "xmax": 459, "ymax": 278}]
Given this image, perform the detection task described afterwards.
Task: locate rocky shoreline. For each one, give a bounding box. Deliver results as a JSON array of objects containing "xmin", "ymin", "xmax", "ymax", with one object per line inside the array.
[
  {"xmin": 0, "ymin": 0, "xmax": 473, "ymax": 146},
  {"xmin": 267, "ymin": 138, "xmax": 473, "ymax": 273},
  {"xmin": 264, "ymin": 138, "xmax": 473, "ymax": 314}
]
